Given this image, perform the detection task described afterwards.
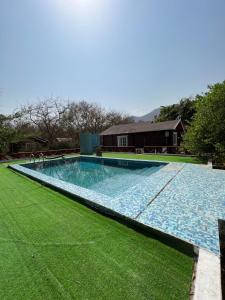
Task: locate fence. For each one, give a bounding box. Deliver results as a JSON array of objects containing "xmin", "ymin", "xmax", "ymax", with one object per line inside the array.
[{"xmin": 8, "ymin": 148, "xmax": 80, "ymax": 159}]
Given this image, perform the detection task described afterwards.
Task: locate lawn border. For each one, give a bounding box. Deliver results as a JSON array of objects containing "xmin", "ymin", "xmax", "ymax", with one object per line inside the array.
[{"xmin": 103, "ymin": 151, "xmax": 207, "ymax": 164}]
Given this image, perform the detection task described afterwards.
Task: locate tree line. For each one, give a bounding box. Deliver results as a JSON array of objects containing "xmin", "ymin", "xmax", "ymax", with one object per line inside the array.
[
  {"xmin": 0, "ymin": 99, "xmax": 132, "ymax": 152},
  {"xmin": 1, "ymin": 80, "xmax": 225, "ymax": 161}
]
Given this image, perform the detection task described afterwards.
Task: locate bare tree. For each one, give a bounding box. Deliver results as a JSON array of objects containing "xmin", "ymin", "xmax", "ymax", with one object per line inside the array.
[
  {"xmin": 105, "ymin": 110, "xmax": 133, "ymax": 128},
  {"xmin": 63, "ymin": 101, "xmax": 133, "ymax": 135},
  {"xmin": 63, "ymin": 101, "xmax": 105, "ymax": 133},
  {"xmin": 19, "ymin": 98, "xmax": 132, "ymax": 148},
  {"xmin": 22, "ymin": 97, "xmax": 68, "ymax": 145}
]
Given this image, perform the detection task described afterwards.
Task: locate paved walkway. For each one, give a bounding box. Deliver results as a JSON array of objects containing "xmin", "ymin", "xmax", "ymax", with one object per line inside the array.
[{"xmin": 137, "ymin": 163, "xmax": 225, "ymax": 254}]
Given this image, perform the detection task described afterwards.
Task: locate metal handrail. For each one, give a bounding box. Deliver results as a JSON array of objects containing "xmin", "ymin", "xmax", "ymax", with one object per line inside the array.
[
  {"xmin": 39, "ymin": 153, "xmax": 45, "ymax": 163},
  {"xmin": 30, "ymin": 152, "xmax": 45, "ymax": 164},
  {"xmin": 30, "ymin": 153, "xmax": 36, "ymax": 163}
]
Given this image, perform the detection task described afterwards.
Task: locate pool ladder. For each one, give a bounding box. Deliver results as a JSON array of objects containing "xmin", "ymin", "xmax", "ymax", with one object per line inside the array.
[{"xmin": 30, "ymin": 153, "xmax": 45, "ymax": 164}]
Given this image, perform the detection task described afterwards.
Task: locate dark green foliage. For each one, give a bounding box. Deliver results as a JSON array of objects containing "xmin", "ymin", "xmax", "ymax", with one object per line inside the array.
[
  {"xmin": 156, "ymin": 98, "xmax": 197, "ymax": 125},
  {"xmin": 0, "ymin": 114, "xmax": 15, "ymax": 152},
  {"xmin": 184, "ymin": 81, "xmax": 225, "ymax": 159},
  {"xmin": 0, "ymin": 112, "xmax": 34, "ymax": 153}
]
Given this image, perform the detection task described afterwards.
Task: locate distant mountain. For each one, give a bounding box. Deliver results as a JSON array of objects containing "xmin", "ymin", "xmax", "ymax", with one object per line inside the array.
[{"xmin": 132, "ymin": 107, "xmax": 160, "ymax": 123}]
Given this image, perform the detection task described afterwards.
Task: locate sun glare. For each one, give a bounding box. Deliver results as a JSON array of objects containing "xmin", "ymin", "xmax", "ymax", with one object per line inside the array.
[
  {"xmin": 56, "ymin": 0, "xmax": 102, "ymax": 14},
  {"xmin": 50, "ymin": 0, "xmax": 113, "ymax": 33}
]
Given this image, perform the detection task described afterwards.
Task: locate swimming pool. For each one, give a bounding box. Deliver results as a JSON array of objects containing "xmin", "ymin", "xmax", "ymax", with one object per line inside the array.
[
  {"xmin": 10, "ymin": 156, "xmax": 173, "ymax": 221},
  {"xmin": 10, "ymin": 155, "xmax": 225, "ymax": 255},
  {"xmin": 25, "ymin": 156, "xmax": 164, "ymax": 197}
]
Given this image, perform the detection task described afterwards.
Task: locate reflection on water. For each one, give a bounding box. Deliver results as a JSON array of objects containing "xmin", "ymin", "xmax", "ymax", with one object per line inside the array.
[{"xmin": 28, "ymin": 157, "xmax": 163, "ymax": 197}]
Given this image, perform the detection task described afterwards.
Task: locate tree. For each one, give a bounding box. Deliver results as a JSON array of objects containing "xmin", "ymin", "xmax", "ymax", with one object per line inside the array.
[
  {"xmin": 105, "ymin": 110, "xmax": 133, "ymax": 128},
  {"xmin": 184, "ymin": 81, "xmax": 225, "ymax": 158},
  {"xmin": 63, "ymin": 101, "xmax": 106, "ymax": 134},
  {"xmin": 0, "ymin": 113, "xmax": 18, "ymax": 153},
  {"xmin": 156, "ymin": 97, "xmax": 197, "ymax": 125},
  {"xmin": 21, "ymin": 97, "xmax": 68, "ymax": 145},
  {"xmin": 62, "ymin": 100, "xmax": 132, "ymax": 136},
  {"xmin": 20, "ymin": 98, "xmax": 132, "ymax": 148}
]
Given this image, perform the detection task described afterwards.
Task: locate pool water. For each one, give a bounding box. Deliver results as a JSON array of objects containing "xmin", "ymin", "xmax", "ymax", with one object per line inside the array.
[{"xmin": 28, "ymin": 157, "xmax": 164, "ymax": 197}]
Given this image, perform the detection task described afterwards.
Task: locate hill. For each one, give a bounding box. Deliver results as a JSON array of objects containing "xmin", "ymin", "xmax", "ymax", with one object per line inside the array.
[{"xmin": 132, "ymin": 107, "xmax": 160, "ymax": 123}]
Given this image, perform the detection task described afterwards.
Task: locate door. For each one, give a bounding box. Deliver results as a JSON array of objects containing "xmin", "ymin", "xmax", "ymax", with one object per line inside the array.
[{"xmin": 117, "ymin": 135, "xmax": 128, "ymax": 147}]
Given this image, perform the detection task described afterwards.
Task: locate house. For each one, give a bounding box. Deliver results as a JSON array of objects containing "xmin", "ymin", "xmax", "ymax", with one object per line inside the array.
[
  {"xmin": 100, "ymin": 119, "xmax": 184, "ymax": 153},
  {"xmin": 10, "ymin": 136, "xmax": 48, "ymax": 153}
]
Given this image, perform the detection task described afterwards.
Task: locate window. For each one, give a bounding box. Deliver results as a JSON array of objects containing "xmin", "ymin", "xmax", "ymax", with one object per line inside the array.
[
  {"xmin": 117, "ymin": 135, "xmax": 128, "ymax": 147},
  {"xmin": 173, "ymin": 132, "xmax": 178, "ymax": 146}
]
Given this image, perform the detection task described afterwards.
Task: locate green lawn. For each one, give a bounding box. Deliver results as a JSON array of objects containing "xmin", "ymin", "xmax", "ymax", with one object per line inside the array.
[
  {"xmin": 0, "ymin": 164, "xmax": 193, "ymax": 299},
  {"xmin": 103, "ymin": 152, "xmax": 206, "ymax": 164}
]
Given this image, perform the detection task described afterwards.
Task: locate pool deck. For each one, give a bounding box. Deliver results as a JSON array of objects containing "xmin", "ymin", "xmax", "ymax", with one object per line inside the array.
[{"xmin": 10, "ymin": 156, "xmax": 225, "ymax": 255}]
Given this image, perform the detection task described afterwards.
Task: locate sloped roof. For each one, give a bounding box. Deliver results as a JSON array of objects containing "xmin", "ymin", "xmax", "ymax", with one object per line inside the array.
[{"xmin": 100, "ymin": 120, "xmax": 182, "ymax": 136}]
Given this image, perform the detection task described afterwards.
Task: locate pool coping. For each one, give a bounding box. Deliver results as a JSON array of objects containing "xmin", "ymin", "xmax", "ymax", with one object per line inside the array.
[
  {"xmin": 193, "ymin": 249, "xmax": 222, "ymax": 300},
  {"xmin": 9, "ymin": 156, "xmax": 198, "ymax": 251}
]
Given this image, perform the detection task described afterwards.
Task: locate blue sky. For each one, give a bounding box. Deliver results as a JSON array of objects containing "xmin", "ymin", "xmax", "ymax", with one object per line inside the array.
[{"xmin": 0, "ymin": 0, "xmax": 225, "ymax": 115}]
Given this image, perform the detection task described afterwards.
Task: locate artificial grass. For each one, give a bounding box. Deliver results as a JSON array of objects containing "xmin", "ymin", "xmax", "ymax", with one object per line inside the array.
[
  {"xmin": 0, "ymin": 166, "xmax": 193, "ymax": 299},
  {"xmin": 0, "ymin": 159, "xmax": 28, "ymax": 168},
  {"xmin": 103, "ymin": 152, "xmax": 206, "ymax": 164}
]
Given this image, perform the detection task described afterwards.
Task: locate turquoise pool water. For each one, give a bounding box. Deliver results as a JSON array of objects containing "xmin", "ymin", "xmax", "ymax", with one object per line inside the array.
[{"xmin": 29, "ymin": 157, "xmax": 163, "ymax": 197}]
